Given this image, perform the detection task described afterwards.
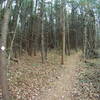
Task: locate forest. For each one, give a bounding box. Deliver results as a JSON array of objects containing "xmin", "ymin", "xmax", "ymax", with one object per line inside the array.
[{"xmin": 0, "ymin": 0, "xmax": 100, "ymax": 100}]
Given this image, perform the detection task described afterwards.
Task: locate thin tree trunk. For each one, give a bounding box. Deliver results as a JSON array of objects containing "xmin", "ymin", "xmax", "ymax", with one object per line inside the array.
[
  {"xmin": 66, "ymin": 12, "xmax": 70, "ymax": 56},
  {"xmin": 84, "ymin": 15, "xmax": 88, "ymax": 59},
  {"xmin": 0, "ymin": 0, "xmax": 11, "ymax": 100},
  {"xmin": 40, "ymin": 0, "xmax": 45, "ymax": 63},
  {"xmin": 61, "ymin": 0, "xmax": 65, "ymax": 65},
  {"xmin": 34, "ymin": 0, "xmax": 38, "ymax": 56}
]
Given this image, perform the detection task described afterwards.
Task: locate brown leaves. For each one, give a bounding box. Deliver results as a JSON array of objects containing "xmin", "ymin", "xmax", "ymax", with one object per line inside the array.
[
  {"xmin": 72, "ymin": 58, "xmax": 100, "ymax": 100},
  {"xmin": 8, "ymin": 52, "xmax": 64, "ymax": 100}
]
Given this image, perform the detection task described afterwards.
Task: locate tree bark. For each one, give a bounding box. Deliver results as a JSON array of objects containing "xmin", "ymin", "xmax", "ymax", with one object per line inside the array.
[
  {"xmin": 33, "ymin": 0, "xmax": 38, "ymax": 56},
  {"xmin": 66, "ymin": 11, "xmax": 70, "ymax": 55},
  {"xmin": 61, "ymin": 0, "xmax": 65, "ymax": 65},
  {"xmin": 40, "ymin": 0, "xmax": 45, "ymax": 63},
  {"xmin": 0, "ymin": 0, "xmax": 11, "ymax": 100}
]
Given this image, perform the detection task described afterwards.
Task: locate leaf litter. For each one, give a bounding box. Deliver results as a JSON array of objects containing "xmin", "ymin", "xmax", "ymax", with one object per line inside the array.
[{"xmin": 8, "ymin": 51, "xmax": 65, "ymax": 100}]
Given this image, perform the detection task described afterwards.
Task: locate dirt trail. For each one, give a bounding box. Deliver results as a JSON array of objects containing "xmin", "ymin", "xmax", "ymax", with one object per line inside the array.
[{"xmin": 35, "ymin": 53, "xmax": 80, "ymax": 100}]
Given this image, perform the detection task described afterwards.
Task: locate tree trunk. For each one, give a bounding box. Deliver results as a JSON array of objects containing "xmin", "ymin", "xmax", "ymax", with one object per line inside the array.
[
  {"xmin": 40, "ymin": 0, "xmax": 45, "ymax": 63},
  {"xmin": 33, "ymin": 0, "xmax": 38, "ymax": 56},
  {"xmin": 84, "ymin": 14, "xmax": 88, "ymax": 59},
  {"xmin": 0, "ymin": 0, "xmax": 11, "ymax": 100},
  {"xmin": 61, "ymin": 0, "xmax": 65, "ymax": 65},
  {"xmin": 66, "ymin": 11, "xmax": 70, "ymax": 55}
]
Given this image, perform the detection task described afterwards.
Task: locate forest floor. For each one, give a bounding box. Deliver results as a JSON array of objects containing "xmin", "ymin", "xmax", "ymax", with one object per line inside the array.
[
  {"xmin": 0, "ymin": 50, "xmax": 100, "ymax": 100},
  {"xmin": 73, "ymin": 50, "xmax": 100, "ymax": 100},
  {"xmin": 8, "ymin": 50, "xmax": 80, "ymax": 100},
  {"xmin": 34, "ymin": 52, "xmax": 80, "ymax": 100}
]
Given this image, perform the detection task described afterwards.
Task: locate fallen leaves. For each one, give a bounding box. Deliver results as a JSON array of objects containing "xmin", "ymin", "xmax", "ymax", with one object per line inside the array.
[
  {"xmin": 8, "ymin": 52, "xmax": 64, "ymax": 100},
  {"xmin": 72, "ymin": 58, "xmax": 100, "ymax": 100}
]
